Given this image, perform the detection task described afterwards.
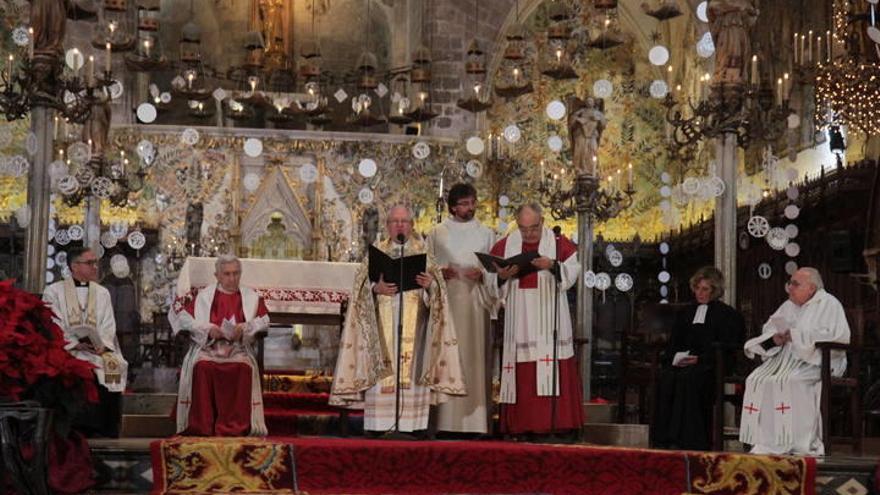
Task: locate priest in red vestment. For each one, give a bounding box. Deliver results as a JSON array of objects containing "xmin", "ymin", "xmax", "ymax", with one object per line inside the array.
[
  {"xmin": 485, "ymin": 203, "xmax": 583, "ymax": 436},
  {"xmin": 169, "ymin": 254, "xmax": 270, "ymax": 436}
]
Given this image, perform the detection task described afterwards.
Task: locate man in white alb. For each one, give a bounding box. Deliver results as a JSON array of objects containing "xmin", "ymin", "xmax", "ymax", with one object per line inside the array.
[
  {"xmin": 739, "ymin": 267, "xmax": 850, "ymax": 455},
  {"xmin": 427, "ymin": 183, "xmax": 495, "ymax": 435}
]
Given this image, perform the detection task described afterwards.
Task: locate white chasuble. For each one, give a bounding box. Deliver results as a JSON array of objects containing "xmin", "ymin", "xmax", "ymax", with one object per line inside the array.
[
  {"xmin": 484, "ymin": 227, "xmax": 580, "ymax": 404},
  {"xmin": 330, "ymin": 235, "xmax": 466, "ymax": 432},
  {"xmin": 170, "ymin": 283, "xmax": 269, "ymax": 436},
  {"xmin": 43, "ymin": 278, "xmax": 128, "ymax": 392},
  {"xmin": 739, "ymin": 289, "xmax": 850, "ymax": 455},
  {"xmin": 427, "ymin": 218, "xmax": 495, "ymax": 433}
]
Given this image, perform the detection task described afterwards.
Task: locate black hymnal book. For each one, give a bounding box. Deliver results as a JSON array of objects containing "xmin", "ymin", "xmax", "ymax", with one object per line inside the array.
[
  {"xmin": 368, "ymin": 244, "xmax": 427, "ymax": 292},
  {"xmin": 475, "ymin": 251, "xmax": 540, "ymax": 278}
]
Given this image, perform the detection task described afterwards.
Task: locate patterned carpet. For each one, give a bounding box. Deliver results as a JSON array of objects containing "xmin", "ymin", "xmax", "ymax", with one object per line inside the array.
[{"xmin": 151, "ymin": 437, "xmax": 816, "ymax": 495}]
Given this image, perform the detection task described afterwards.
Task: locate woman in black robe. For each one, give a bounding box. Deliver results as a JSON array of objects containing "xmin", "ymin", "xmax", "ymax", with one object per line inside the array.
[{"xmin": 652, "ymin": 266, "xmax": 745, "ymax": 450}]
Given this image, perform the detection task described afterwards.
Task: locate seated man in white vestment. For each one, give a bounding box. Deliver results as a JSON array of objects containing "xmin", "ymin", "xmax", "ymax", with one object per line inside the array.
[
  {"xmin": 739, "ymin": 267, "xmax": 850, "ymax": 455},
  {"xmin": 330, "ymin": 204, "xmax": 466, "ymax": 434},
  {"xmin": 43, "ymin": 246, "xmax": 127, "ymax": 437},
  {"xmin": 170, "ymin": 254, "xmax": 270, "ymax": 436}
]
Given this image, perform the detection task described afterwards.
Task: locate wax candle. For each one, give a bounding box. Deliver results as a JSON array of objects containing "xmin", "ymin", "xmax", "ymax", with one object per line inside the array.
[
  {"xmin": 751, "ymin": 55, "xmax": 758, "ymax": 85},
  {"xmin": 826, "ymin": 31, "xmax": 831, "ymax": 62},
  {"xmin": 793, "ymin": 32, "xmax": 799, "ymax": 65},
  {"xmin": 776, "ymin": 78, "xmax": 783, "ymax": 106},
  {"xmin": 628, "ymin": 162, "xmax": 633, "ymax": 188},
  {"xmin": 27, "ymin": 28, "xmax": 33, "ymax": 59},
  {"xmin": 105, "ymin": 42, "xmax": 112, "ymax": 73},
  {"xmin": 87, "ymin": 55, "xmax": 95, "ymax": 87}
]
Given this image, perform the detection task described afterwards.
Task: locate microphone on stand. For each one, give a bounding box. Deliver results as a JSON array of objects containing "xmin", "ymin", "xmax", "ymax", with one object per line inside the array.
[
  {"xmin": 384, "ymin": 231, "xmax": 415, "ymax": 440},
  {"xmin": 396, "ymin": 233, "xmax": 406, "ymax": 244},
  {"xmin": 550, "ymin": 229, "xmax": 561, "ymax": 437}
]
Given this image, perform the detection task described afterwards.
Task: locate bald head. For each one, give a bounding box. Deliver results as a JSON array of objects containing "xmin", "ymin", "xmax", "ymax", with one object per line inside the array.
[{"xmin": 515, "ymin": 203, "xmax": 544, "ymax": 243}]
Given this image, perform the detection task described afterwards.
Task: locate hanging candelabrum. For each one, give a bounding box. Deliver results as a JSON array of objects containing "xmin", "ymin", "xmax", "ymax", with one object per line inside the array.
[
  {"xmin": 456, "ymin": 0, "xmax": 492, "ymax": 112},
  {"xmin": 662, "ymin": 68, "xmax": 791, "ymax": 160},
  {"xmin": 494, "ymin": 24, "xmax": 534, "ymax": 99},
  {"xmin": 537, "ymin": 167, "xmax": 635, "ymax": 222},
  {"xmin": 125, "ymin": 0, "xmax": 169, "ymax": 71},
  {"xmin": 541, "ymin": 2, "xmax": 578, "ymax": 80}
]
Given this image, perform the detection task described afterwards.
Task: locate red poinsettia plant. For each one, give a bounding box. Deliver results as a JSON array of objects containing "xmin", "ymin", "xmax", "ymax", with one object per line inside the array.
[{"xmin": 0, "ymin": 279, "xmax": 98, "ymax": 434}]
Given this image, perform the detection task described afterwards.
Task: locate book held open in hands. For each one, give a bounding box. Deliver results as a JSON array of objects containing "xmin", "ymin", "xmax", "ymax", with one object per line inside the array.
[{"xmin": 475, "ymin": 251, "xmax": 540, "ymax": 278}]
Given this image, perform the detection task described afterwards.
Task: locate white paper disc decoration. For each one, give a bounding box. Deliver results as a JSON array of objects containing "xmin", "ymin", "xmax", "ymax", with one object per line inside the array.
[
  {"xmin": 546, "ymin": 100, "xmax": 566, "ymax": 121},
  {"xmin": 67, "ymin": 225, "xmax": 84, "ymax": 241},
  {"xmin": 100, "ymin": 231, "xmax": 118, "ymax": 248},
  {"xmin": 696, "ymin": 1, "xmax": 709, "ymax": 22},
  {"xmin": 784, "ymin": 204, "xmax": 800, "ymax": 220},
  {"xmin": 136, "ymin": 103, "xmax": 157, "ymax": 123},
  {"xmin": 697, "ymin": 31, "xmax": 715, "ymax": 58},
  {"xmin": 658, "ymin": 270, "xmax": 671, "ymax": 283},
  {"xmin": 593, "ymin": 79, "xmax": 613, "ymax": 98},
  {"xmin": 358, "ymin": 187, "xmax": 374, "ymax": 204},
  {"xmin": 299, "ymin": 163, "xmax": 319, "ymax": 183},
  {"xmin": 584, "ymin": 270, "xmax": 597, "ymax": 288},
  {"xmin": 466, "ymin": 160, "xmax": 483, "ymax": 178},
  {"xmin": 181, "ymin": 128, "xmax": 200, "ymax": 145},
  {"xmin": 659, "ymin": 242, "xmax": 670, "ymax": 255},
  {"xmin": 595, "ymin": 273, "xmax": 612, "ymax": 291},
  {"xmin": 766, "ymin": 227, "xmax": 789, "ymax": 250},
  {"xmin": 615, "ymin": 273, "xmax": 633, "ymax": 292},
  {"xmin": 787, "ymin": 114, "xmax": 801, "ymax": 129},
  {"xmin": 785, "ymin": 242, "xmax": 801, "ymax": 257},
  {"xmin": 649, "ymin": 80, "xmax": 668, "ymax": 99},
  {"xmin": 499, "ymin": 195, "xmax": 510, "ymax": 207},
  {"xmin": 46, "ymin": 271, "xmax": 55, "ymax": 284},
  {"xmin": 758, "ymin": 263, "xmax": 772, "ymax": 279},
  {"xmin": 243, "ymin": 172, "xmax": 261, "ymax": 192},
  {"xmin": 784, "ymin": 224, "xmax": 799, "ymax": 239},
  {"xmin": 547, "ymin": 135, "xmax": 563, "ymax": 152},
  {"xmin": 109, "ymin": 221, "xmax": 128, "ymax": 239},
  {"xmin": 785, "ymin": 261, "xmax": 799, "ymax": 275},
  {"xmin": 243, "ymin": 138, "xmax": 263, "ymax": 157},
  {"xmin": 868, "ymin": 26, "xmax": 880, "ymax": 44},
  {"xmin": 358, "ymin": 158, "xmax": 378, "ymax": 178},
  {"xmin": 648, "ymin": 45, "xmax": 670, "ymax": 66},
  {"xmin": 608, "ymin": 250, "xmax": 623, "ymax": 267},
  {"xmin": 747, "ymin": 216, "xmax": 770, "ymax": 238},
  {"xmin": 65, "ymin": 48, "xmax": 85, "ymax": 70},
  {"xmin": 127, "ymin": 231, "xmax": 146, "ymax": 250},
  {"xmin": 503, "ymin": 124, "xmax": 521, "ymax": 143},
  {"xmin": 465, "ymin": 136, "xmax": 485, "ymax": 155},
  {"xmin": 412, "ymin": 142, "xmax": 430, "ymax": 160}
]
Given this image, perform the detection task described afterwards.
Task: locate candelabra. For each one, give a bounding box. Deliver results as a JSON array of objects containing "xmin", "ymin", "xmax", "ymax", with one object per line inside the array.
[
  {"xmin": 662, "ymin": 82, "xmax": 790, "ymax": 159},
  {"xmin": 538, "ymin": 172, "xmax": 635, "ymax": 222}
]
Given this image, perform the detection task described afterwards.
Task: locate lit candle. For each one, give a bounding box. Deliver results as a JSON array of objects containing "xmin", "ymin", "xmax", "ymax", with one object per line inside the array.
[
  {"xmin": 776, "ymin": 77, "xmax": 783, "ymax": 106},
  {"xmin": 6, "ymin": 54, "xmax": 13, "ymax": 82},
  {"xmin": 750, "ymin": 55, "xmax": 758, "ymax": 85},
  {"xmin": 144, "ymin": 39, "xmax": 151, "ymax": 58},
  {"xmin": 793, "ymin": 32, "xmax": 799, "ymax": 65},
  {"xmin": 71, "ymin": 49, "xmax": 81, "ymax": 79},
  {"xmin": 807, "ymin": 30, "xmax": 813, "ymax": 64},
  {"xmin": 816, "ymin": 36, "xmax": 822, "ymax": 65},
  {"xmin": 616, "ymin": 169, "xmax": 621, "ymax": 191},
  {"xmin": 87, "ymin": 55, "xmax": 95, "ymax": 87},
  {"xmin": 627, "ymin": 162, "xmax": 633, "ymax": 188},
  {"xmin": 800, "ymin": 34, "xmax": 805, "ymax": 66},
  {"xmin": 88, "ymin": 139, "xmax": 93, "ymax": 154},
  {"xmin": 27, "ymin": 28, "xmax": 33, "ymax": 59},
  {"xmin": 666, "ymin": 64, "xmax": 673, "ymax": 85},
  {"xmin": 826, "ymin": 31, "xmax": 832, "ymax": 62},
  {"xmin": 540, "ymin": 160, "xmax": 545, "ymax": 183},
  {"xmin": 105, "ymin": 42, "xmax": 112, "ymax": 73},
  {"xmin": 438, "ymin": 175, "xmax": 444, "ymax": 197},
  {"xmin": 555, "ymin": 48, "xmax": 562, "ymax": 64},
  {"xmin": 53, "ymin": 115, "xmax": 58, "ymax": 140},
  {"xmin": 783, "ymin": 72, "xmax": 790, "ymax": 101},
  {"xmin": 591, "ymin": 155, "xmax": 598, "ymax": 176}
]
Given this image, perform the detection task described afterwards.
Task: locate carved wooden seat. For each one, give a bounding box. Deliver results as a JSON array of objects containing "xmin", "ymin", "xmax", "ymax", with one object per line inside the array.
[{"xmin": 0, "ymin": 400, "xmax": 51, "ymax": 495}]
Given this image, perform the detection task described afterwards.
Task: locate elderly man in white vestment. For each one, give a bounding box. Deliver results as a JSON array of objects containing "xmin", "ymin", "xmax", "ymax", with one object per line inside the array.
[
  {"xmin": 330, "ymin": 204, "xmax": 466, "ymax": 434},
  {"xmin": 739, "ymin": 267, "xmax": 850, "ymax": 455},
  {"xmin": 43, "ymin": 246, "xmax": 127, "ymax": 437},
  {"xmin": 427, "ymin": 183, "xmax": 495, "ymax": 435},
  {"xmin": 169, "ymin": 254, "xmax": 270, "ymax": 436},
  {"xmin": 485, "ymin": 203, "xmax": 583, "ymax": 435}
]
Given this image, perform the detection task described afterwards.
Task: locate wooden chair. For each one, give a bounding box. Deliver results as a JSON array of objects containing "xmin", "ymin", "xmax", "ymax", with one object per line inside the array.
[
  {"xmin": 710, "ymin": 341, "xmax": 755, "ymax": 451},
  {"xmin": 818, "ymin": 308, "xmax": 865, "ymax": 454}
]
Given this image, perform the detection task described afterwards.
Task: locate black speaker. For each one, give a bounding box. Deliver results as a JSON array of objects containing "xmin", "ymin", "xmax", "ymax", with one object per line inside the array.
[{"xmin": 830, "ymin": 230, "xmax": 855, "ymax": 273}]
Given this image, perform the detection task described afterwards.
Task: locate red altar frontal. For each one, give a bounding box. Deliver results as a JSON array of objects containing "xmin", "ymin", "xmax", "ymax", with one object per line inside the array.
[{"xmin": 150, "ymin": 436, "xmax": 816, "ymax": 495}]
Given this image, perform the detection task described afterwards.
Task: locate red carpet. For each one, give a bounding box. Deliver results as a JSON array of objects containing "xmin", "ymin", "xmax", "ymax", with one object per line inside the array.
[{"xmin": 151, "ymin": 436, "xmax": 816, "ymax": 495}]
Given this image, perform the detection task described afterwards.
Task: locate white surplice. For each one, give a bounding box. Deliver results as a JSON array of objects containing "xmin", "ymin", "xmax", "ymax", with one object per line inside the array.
[
  {"xmin": 427, "ymin": 217, "xmax": 495, "ymax": 433},
  {"xmin": 43, "ymin": 278, "xmax": 128, "ymax": 392},
  {"xmin": 169, "ymin": 283, "xmax": 270, "ymax": 435},
  {"xmin": 739, "ymin": 289, "xmax": 850, "ymax": 455},
  {"xmin": 484, "ymin": 227, "xmax": 580, "ymax": 404}
]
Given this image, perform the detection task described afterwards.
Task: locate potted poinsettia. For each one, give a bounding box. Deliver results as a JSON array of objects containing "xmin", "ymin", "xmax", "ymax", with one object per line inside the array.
[{"xmin": 0, "ymin": 279, "xmax": 99, "ymax": 493}]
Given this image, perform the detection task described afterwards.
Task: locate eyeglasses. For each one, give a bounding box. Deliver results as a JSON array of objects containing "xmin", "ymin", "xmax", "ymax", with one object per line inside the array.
[
  {"xmin": 518, "ymin": 223, "xmax": 542, "ymax": 233},
  {"xmin": 73, "ymin": 259, "xmax": 99, "ymax": 266}
]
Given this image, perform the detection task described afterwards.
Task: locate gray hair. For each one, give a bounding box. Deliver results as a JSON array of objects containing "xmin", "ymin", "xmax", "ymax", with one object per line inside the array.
[
  {"xmin": 514, "ymin": 202, "xmax": 543, "ymax": 219},
  {"xmin": 799, "ymin": 267, "xmax": 824, "ymax": 290},
  {"xmin": 386, "ymin": 203, "xmax": 414, "ymax": 222},
  {"xmin": 215, "ymin": 254, "xmax": 241, "ymax": 273}
]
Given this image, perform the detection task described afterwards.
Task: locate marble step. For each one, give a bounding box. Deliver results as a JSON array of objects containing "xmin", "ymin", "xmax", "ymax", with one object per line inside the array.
[
  {"xmin": 581, "ymin": 423, "xmax": 650, "ymax": 448},
  {"xmin": 120, "ymin": 413, "xmax": 176, "ymax": 438},
  {"xmin": 122, "ymin": 392, "xmax": 177, "ymax": 415}
]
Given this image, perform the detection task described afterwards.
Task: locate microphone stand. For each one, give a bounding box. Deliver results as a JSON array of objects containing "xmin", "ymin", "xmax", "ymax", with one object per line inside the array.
[
  {"xmin": 383, "ymin": 234, "xmax": 416, "ymax": 440},
  {"xmin": 550, "ymin": 233, "xmax": 561, "ymax": 438}
]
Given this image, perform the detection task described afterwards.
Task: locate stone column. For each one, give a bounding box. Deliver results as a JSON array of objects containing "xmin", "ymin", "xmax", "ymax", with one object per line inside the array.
[
  {"xmin": 714, "ymin": 133, "xmax": 738, "ymax": 303},
  {"xmin": 24, "ymin": 106, "xmax": 53, "ymax": 293},
  {"xmin": 83, "ymin": 195, "xmax": 101, "ymax": 249},
  {"xmin": 574, "ymin": 174, "xmax": 597, "ymax": 401}
]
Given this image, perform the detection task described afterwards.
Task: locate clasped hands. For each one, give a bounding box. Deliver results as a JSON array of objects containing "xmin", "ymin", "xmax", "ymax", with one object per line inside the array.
[
  {"xmin": 373, "ymin": 273, "xmax": 432, "ymax": 296},
  {"xmin": 207, "ymin": 322, "xmax": 246, "ymax": 341},
  {"xmin": 494, "ymin": 256, "xmax": 555, "ymax": 280},
  {"xmin": 772, "ymin": 328, "xmax": 792, "ymax": 346}
]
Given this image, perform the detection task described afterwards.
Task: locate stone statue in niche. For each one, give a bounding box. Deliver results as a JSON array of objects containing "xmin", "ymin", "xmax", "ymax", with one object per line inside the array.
[
  {"xmin": 30, "ymin": 0, "xmax": 70, "ymax": 55},
  {"xmin": 81, "ymin": 91, "xmax": 112, "ymax": 158},
  {"xmin": 567, "ymin": 96, "xmax": 606, "ymax": 176},
  {"xmin": 707, "ymin": 0, "xmax": 758, "ymax": 87},
  {"xmin": 185, "ymin": 202, "xmax": 204, "ymax": 255}
]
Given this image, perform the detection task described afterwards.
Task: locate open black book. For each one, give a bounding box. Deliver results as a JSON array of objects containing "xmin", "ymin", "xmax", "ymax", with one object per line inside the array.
[
  {"xmin": 475, "ymin": 251, "xmax": 540, "ymax": 278},
  {"xmin": 368, "ymin": 245, "xmax": 427, "ymax": 292}
]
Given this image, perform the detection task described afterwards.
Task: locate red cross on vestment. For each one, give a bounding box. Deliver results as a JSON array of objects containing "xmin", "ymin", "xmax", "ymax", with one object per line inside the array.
[
  {"xmin": 179, "ymin": 400, "xmax": 191, "ymax": 406},
  {"xmin": 253, "ymin": 401, "xmax": 262, "ymax": 407},
  {"xmin": 743, "ymin": 403, "xmax": 759, "ymax": 414},
  {"xmin": 775, "ymin": 403, "xmax": 791, "ymax": 414},
  {"xmin": 503, "ymin": 363, "xmax": 514, "ymax": 373},
  {"xmin": 539, "ymin": 355, "xmax": 555, "ymax": 367}
]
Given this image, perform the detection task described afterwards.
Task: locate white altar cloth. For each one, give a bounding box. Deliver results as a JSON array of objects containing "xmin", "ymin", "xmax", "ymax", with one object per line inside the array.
[{"xmin": 175, "ymin": 257, "xmax": 359, "ymax": 315}]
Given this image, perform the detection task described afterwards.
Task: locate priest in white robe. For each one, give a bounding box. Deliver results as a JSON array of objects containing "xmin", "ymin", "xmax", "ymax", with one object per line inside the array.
[
  {"xmin": 330, "ymin": 204, "xmax": 466, "ymax": 434},
  {"xmin": 427, "ymin": 183, "xmax": 495, "ymax": 435},
  {"xmin": 739, "ymin": 267, "xmax": 850, "ymax": 455},
  {"xmin": 485, "ymin": 203, "xmax": 583, "ymax": 435},
  {"xmin": 169, "ymin": 254, "xmax": 270, "ymax": 436},
  {"xmin": 43, "ymin": 246, "xmax": 127, "ymax": 437}
]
